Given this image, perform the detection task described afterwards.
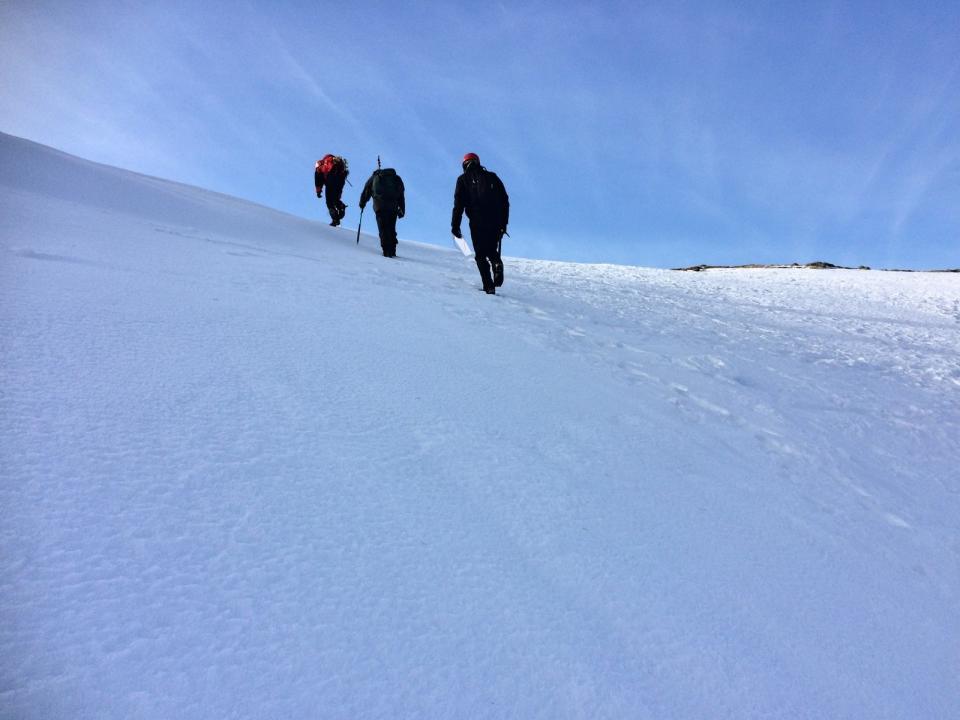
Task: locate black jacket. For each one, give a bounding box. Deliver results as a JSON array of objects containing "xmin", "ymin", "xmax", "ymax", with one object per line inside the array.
[
  {"xmin": 452, "ymin": 166, "xmax": 509, "ymax": 231},
  {"xmin": 360, "ymin": 169, "xmax": 405, "ymax": 215}
]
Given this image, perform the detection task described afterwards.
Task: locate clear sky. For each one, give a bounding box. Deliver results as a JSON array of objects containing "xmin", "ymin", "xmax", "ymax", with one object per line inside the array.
[{"xmin": 2, "ymin": 0, "xmax": 958, "ymax": 269}]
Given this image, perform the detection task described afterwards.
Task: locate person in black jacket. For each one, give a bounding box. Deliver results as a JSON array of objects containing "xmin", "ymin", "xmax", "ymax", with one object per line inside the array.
[
  {"xmin": 451, "ymin": 153, "xmax": 509, "ymax": 294},
  {"xmin": 359, "ymin": 166, "xmax": 405, "ymax": 257},
  {"xmin": 315, "ymin": 154, "xmax": 349, "ymax": 226}
]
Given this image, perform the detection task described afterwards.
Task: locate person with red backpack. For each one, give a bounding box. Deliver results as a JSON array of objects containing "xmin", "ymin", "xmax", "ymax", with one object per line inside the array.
[
  {"xmin": 451, "ymin": 153, "xmax": 509, "ymax": 294},
  {"xmin": 315, "ymin": 154, "xmax": 349, "ymax": 227},
  {"xmin": 359, "ymin": 164, "xmax": 405, "ymax": 257}
]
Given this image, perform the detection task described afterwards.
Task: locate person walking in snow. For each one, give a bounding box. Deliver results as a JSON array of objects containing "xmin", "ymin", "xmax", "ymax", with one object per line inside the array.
[
  {"xmin": 451, "ymin": 153, "xmax": 509, "ymax": 294},
  {"xmin": 359, "ymin": 164, "xmax": 405, "ymax": 258},
  {"xmin": 315, "ymin": 154, "xmax": 349, "ymax": 227}
]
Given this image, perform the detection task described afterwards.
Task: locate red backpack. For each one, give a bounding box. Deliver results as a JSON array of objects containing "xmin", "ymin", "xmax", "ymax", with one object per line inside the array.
[{"xmin": 317, "ymin": 154, "xmax": 347, "ymax": 177}]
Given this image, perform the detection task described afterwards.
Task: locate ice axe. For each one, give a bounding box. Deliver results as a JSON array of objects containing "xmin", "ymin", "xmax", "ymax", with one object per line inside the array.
[{"xmin": 356, "ymin": 205, "xmax": 364, "ymax": 244}]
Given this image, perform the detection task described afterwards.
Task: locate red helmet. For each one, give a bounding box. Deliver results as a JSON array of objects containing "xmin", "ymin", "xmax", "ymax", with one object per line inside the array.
[{"xmin": 462, "ymin": 152, "xmax": 480, "ymax": 167}]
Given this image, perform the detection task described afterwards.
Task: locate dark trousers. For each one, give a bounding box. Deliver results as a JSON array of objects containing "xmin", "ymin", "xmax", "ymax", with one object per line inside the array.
[
  {"xmin": 325, "ymin": 177, "xmax": 346, "ymax": 221},
  {"xmin": 376, "ymin": 210, "xmax": 399, "ymax": 255},
  {"xmin": 470, "ymin": 223, "xmax": 502, "ymax": 289}
]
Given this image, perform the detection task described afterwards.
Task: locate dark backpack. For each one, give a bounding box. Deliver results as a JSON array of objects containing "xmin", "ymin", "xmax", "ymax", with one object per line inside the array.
[
  {"xmin": 466, "ymin": 169, "xmax": 501, "ymax": 215},
  {"xmin": 372, "ymin": 169, "xmax": 402, "ymax": 201},
  {"xmin": 467, "ymin": 169, "xmax": 502, "ymax": 214}
]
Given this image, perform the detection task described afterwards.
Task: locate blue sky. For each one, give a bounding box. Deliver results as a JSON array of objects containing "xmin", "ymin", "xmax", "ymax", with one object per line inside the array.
[{"xmin": 2, "ymin": 0, "xmax": 958, "ymax": 269}]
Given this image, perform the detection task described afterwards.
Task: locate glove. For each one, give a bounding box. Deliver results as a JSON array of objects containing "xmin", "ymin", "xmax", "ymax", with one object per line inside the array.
[
  {"xmin": 316, "ymin": 192, "xmax": 322, "ymax": 199},
  {"xmin": 452, "ymin": 227, "xmax": 462, "ymax": 239},
  {"xmin": 397, "ymin": 208, "xmax": 405, "ymax": 219},
  {"xmin": 359, "ymin": 203, "xmax": 366, "ymax": 211}
]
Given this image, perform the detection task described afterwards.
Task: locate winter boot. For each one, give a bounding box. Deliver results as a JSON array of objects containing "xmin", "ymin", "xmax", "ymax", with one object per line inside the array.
[
  {"xmin": 493, "ymin": 260, "xmax": 504, "ymax": 287},
  {"xmin": 475, "ymin": 257, "xmax": 494, "ymax": 293}
]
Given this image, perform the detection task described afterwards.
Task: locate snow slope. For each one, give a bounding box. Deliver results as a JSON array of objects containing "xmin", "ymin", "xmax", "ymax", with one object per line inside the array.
[{"xmin": 1, "ymin": 132, "xmax": 958, "ymax": 719}]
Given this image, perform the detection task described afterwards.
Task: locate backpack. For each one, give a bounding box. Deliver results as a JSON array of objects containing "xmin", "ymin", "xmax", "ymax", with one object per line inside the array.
[
  {"xmin": 318, "ymin": 154, "xmax": 348, "ymax": 177},
  {"xmin": 466, "ymin": 168, "xmax": 503, "ymax": 216},
  {"xmin": 371, "ymin": 168, "xmax": 402, "ymax": 201}
]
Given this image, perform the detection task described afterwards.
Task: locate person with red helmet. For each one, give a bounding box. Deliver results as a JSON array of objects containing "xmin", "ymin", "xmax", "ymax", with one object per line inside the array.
[
  {"xmin": 451, "ymin": 153, "xmax": 510, "ymax": 294},
  {"xmin": 314, "ymin": 154, "xmax": 349, "ymax": 227}
]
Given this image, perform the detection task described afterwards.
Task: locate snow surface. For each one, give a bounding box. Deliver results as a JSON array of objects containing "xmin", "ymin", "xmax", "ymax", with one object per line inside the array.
[{"xmin": 1, "ymin": 132, "xmax": 959, "ymax": 719}]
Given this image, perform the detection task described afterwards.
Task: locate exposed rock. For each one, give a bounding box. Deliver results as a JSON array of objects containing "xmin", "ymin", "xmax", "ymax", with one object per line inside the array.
[{"xmin": 673, "ymin": 261, "xmax": 954, "ymax": 273}]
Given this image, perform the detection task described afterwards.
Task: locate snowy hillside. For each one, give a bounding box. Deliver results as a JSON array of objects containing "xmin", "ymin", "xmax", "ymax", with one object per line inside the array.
[{"xmin": 1, "ymin": 131, "xmax": 958, "ymax": 719}]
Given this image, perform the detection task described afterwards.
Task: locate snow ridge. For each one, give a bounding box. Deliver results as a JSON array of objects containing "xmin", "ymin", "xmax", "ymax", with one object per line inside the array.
[{"xmin": 2, "ymin": 132, "xmax": 959, "ymax": 719}]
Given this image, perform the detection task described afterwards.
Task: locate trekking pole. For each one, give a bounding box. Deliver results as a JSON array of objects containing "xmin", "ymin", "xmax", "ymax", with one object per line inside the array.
[{"xmin": 356, "ymin": 206, "xmax": 364, "ymax": 244}]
